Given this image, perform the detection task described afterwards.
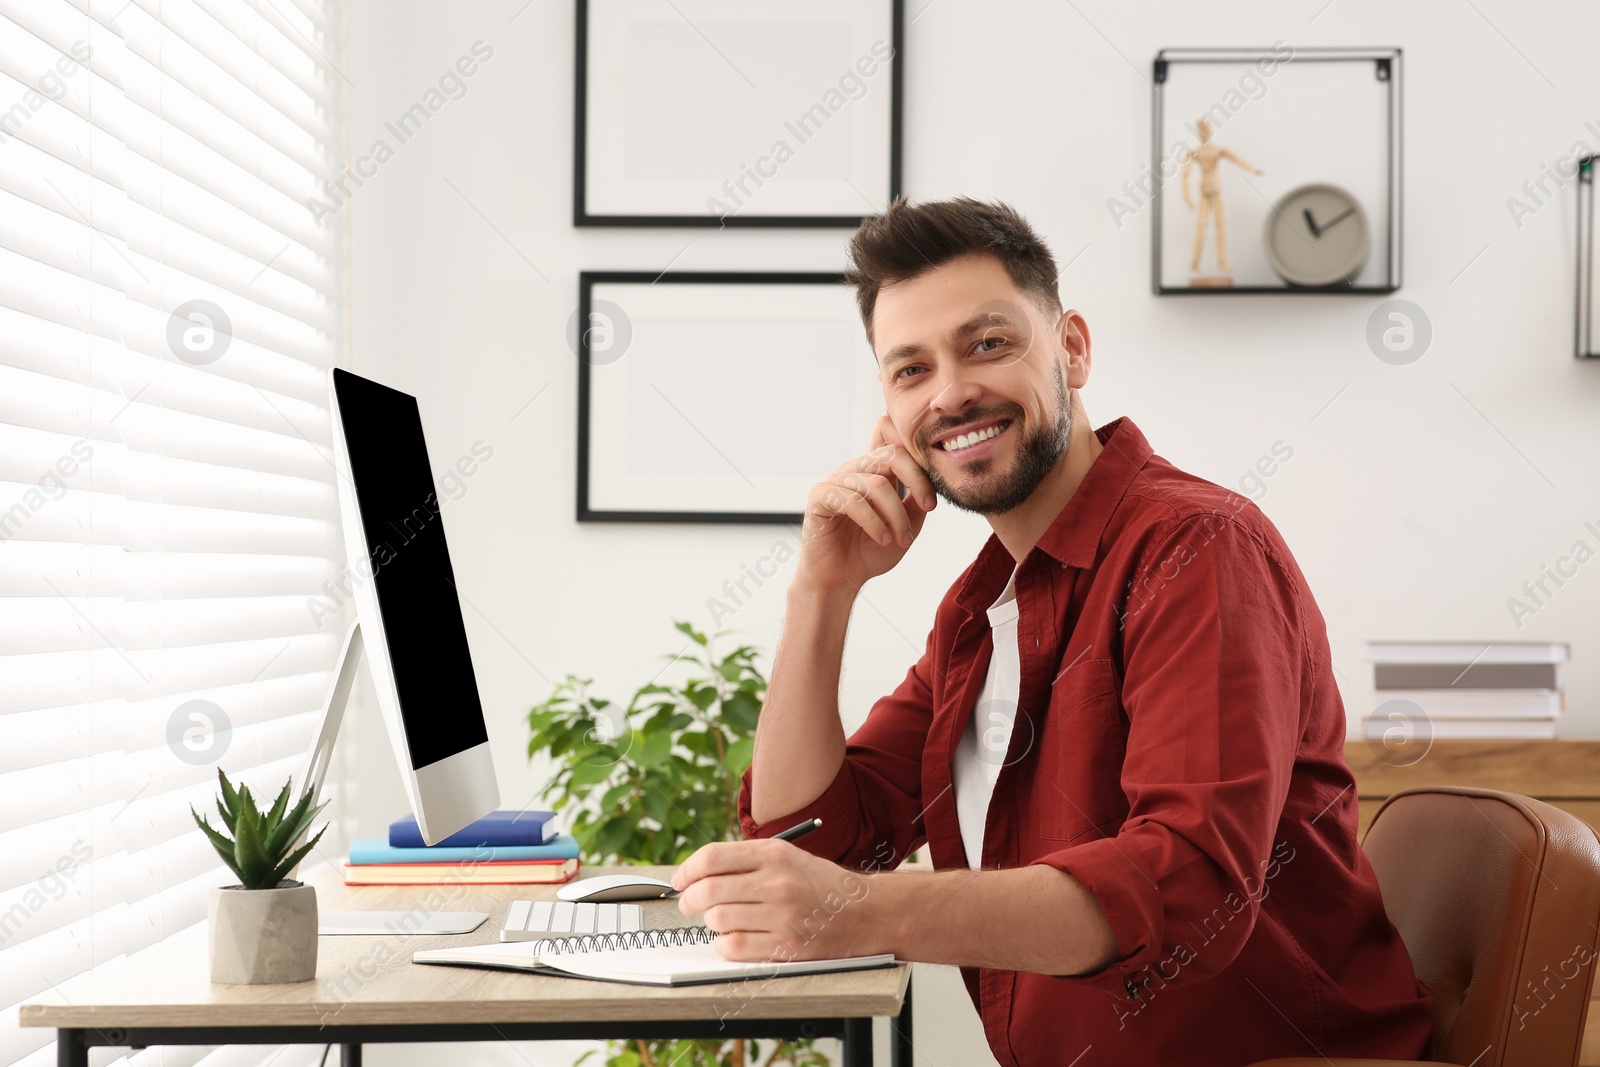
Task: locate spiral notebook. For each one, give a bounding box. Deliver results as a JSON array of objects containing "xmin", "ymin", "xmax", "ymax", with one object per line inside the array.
[{"xmin": 412, "ymin": 926, "xmax": 896, "ymax": 986}]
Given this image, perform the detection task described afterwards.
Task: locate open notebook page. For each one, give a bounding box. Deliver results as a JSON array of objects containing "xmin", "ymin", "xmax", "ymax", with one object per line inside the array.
[{"xmin": 413, "ymin": 938, "xmax": 895, "ymax": 986}]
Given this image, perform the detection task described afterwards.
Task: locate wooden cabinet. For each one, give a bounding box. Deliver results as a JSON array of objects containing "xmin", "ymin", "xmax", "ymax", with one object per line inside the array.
[{"xmin": 1344, "ymin": 740, "xmax": 1600, "ymax": 1065}]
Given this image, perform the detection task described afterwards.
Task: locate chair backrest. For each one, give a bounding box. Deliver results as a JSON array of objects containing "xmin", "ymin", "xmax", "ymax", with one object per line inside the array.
[{"xmin": 1363, "ymin": 787, "xmax": 1600, "ymax": 1067}]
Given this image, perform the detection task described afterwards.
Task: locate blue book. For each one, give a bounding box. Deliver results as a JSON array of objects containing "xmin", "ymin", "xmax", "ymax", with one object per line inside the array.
[
  {"xmin": 349, "ymin": 834, "xmax": 580, "ymax": 866},
  {"xmin": 388, "ymin": 809, "xmax": 559, "ymax": 849}
]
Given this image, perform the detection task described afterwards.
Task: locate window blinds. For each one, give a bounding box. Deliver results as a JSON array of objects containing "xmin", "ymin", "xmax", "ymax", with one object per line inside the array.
[{"xmin": 0, "ymin": 1, "xmax": 345, "ymax": 1064}]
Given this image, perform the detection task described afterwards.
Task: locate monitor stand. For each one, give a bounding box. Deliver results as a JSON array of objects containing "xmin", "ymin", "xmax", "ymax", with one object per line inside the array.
[{"xmin": 300, "ymin": 622, "xmax": 489, "ymax": 937}]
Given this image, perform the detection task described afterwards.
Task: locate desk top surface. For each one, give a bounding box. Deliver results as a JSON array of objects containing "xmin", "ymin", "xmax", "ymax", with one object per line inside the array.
[
  {"xmin": 1344, "ymin": 739, "xmax": 1600, "ymax": 797},
  {"xmin": 19, "ymin": 864, "xmax": 909, "ymax": 1030}
]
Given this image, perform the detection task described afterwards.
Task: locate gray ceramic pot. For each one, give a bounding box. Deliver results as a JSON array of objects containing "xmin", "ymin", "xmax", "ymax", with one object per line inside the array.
[{"xmin": 208, "ymin": 880, "xmax": 317, "ymax": 984}]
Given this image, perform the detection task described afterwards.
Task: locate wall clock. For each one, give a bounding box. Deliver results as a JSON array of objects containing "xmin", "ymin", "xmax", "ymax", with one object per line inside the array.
[{"xmin": 1264, "ymin": 183, "xmax": 1370, "ymax": 287}]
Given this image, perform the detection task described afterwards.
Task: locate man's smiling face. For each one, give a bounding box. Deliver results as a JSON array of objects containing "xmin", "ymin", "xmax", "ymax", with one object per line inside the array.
[{"xmin": 873, "ymin": 252, "xmax": 1081, "ymax": 515}]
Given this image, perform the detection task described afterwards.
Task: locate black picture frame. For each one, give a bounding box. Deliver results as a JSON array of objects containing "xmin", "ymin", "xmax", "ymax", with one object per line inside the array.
[
  {"xmin": 1578, "ymin": 155, "xmax": 1597, "ymax": 359},
  {"xmin": 1150, "ymin": 46, "xmax": 1404, "ymax": 295},
  {"xmin": 573, "ymin": 0, "xmax": 905, "ymax": 228},
  {"xmin": 578, "ymin": 270, "xmax": 875, "ymax": 524}
]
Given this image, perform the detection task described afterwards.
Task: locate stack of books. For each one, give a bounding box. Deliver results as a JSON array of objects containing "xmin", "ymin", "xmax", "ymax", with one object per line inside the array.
[
  {"xmin": 343, "ymin": 809, "xmax": 580, "ymax": 886},
  {"xmin": 1365, "ymin": 641, "xmax": 1569, "ymax": 740}
]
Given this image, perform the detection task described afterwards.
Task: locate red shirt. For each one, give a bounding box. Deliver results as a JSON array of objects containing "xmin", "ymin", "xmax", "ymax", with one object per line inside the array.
[{"xmin": 739, "ymin": 416, "xmax": 1434, "ymax": 1066}]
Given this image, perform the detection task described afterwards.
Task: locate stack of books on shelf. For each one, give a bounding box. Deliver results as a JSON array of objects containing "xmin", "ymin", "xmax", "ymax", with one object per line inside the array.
[
  {"xmin": 343, "ymin": 809, "xmax": 580, "ymax": 885},
  {"xmin": 1364, "ymin": 641, "xmax": 1569, "ymax": 741}
]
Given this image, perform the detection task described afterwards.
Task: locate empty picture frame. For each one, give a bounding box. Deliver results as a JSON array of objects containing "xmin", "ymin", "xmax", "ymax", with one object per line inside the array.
[
  {"xmin": 576, "ymin": 272, "xmax": 882, "ymax": 523},
  {"xmin": 1578, "ymin": 155, "xmax": 1597, "ymax": 359},
  {"xmin": 574, "ymin": 0, "xmax": 904, "ymax": 227},
  {"xmin": 1150, "ymin": 46, "xmax": 1403, "ymax": 294}
]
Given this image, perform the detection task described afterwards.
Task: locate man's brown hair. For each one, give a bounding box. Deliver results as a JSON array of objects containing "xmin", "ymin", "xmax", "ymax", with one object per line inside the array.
[{"xmin": 842, "ymin": 196, "xmax": 1062, "ymax": 347}]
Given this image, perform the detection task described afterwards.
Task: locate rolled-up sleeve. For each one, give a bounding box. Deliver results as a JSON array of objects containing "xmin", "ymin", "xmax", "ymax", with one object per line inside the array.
[
  {"xmin": 1030, "ymin": 512, "xmax": 1308, "ymax": 996},
  {"xmin": 739, "ymin": 625, "xmax": 939, "ymax": 872}
]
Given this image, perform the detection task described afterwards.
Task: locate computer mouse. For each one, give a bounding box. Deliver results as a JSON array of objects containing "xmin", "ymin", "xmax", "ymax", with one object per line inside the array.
[{"xmin": 556, "ymin": 874, "xmax": 679, "ymax": 903}]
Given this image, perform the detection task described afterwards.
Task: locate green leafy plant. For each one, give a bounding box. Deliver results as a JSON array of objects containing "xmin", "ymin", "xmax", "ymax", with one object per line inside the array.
[
  {"xmin": 531, "ymin": 621, "xmax": 827, "ymax": 1067},
  {"xmin": 575, "ymin": 1038, "xmax": 830, "ymax": 1067},
  {"xmin": 528, "ymin": 620, "xmax": 764, "ymax": 866},
  {"xmin": 191, "ymin": 769, "xmax": 328, "ymax": 889}
]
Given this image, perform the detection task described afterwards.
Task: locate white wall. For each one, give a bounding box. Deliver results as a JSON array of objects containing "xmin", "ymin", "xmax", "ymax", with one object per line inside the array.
[{"xmin": 341, "ymin": 2, "xmax": 1600, "ymax": 1063}]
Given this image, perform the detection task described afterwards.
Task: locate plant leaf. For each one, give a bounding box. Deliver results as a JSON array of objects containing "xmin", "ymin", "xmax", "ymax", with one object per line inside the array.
[
  {"xmin": 236, "ymin": 781, "xmax": 258, "ymax": 834},
  {"xmin": 232, "ymin": 803, "xmax": 272, "ymax": 888},
  {"xmin": 720, "ymin": 691, "xmax": 761, "ymax": 733},
  {"xmin": 264, "ymin": 825, "xmax": 326, "ymax": 887},
  {"xmin": 672, "ymin": 620, "xmax": 708, "ymax": 646},
  {"xmin": 599, "ymin": 780, "xmax": 634, "ymax": 813},
  {"xmin": 638, "ymin": 728, "xmax": 672, "ymax": 768},
  {"xmin": 216, "ymin": 767, "xmax": 241, "ymax": 824},
  {"xmin": 262, "ymin": 779, "xmax": 292, "ymax": 837},
  {"xmin": 640, "ymin": 788, "xmax": 669, "ymax": 827},
  {"xmin": 264, "ymin": 787, "xmax": 321, "ymax": 859},
  {"xmin": 675, "ymin": 733, "xmax": 701, "ymax": 759},
  {"xmin": 568, "ymin": 758, "xmax": 616, "ymax": 789},
  {"xmin": 725, "ymin": 736, "xmax": 754, "ymax": 777},
  {"xmin": 191, "ymin": 807, "xmax": 245, "ymax": 882},
  {"xmin": 592, "ymin": 817, "xmax": 634, "ymax": 864}
]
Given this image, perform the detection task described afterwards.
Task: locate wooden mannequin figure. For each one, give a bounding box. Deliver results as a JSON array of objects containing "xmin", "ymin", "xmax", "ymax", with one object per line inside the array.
[{"xmin": 1180, "ymin": 117, "xmax": 1263, "ymax": 286}]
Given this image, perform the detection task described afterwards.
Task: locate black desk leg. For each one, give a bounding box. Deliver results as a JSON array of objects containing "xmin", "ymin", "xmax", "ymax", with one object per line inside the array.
[
  {"xmin": 56, "ymin": 1029, "xmax": 87, "ymax": 1067},
  {"xmin": 890, "ymin": 972, "xmax": 913, "ymax": 1067},
  {"xmin": 842, "ymin": 1016, "xmax": 873, "ymax": 1066},
  {"xmin": 341, "ymin": 1042, "xmax": 362, "ymax": 1066}
]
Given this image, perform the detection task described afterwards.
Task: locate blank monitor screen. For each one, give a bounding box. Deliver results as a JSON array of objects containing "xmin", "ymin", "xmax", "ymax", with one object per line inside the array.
[{"xmin": 332, "ymin": 369, "xmax": 489, "ymax": 769}]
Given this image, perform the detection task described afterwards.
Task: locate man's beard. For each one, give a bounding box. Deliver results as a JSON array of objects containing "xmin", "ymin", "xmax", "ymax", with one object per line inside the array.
[{"xmin": 921, "ymin": 361, "xmax": 1072, "ymax": 516}]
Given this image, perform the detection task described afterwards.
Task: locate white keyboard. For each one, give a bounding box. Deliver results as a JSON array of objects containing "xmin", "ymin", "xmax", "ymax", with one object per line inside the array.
[{"xmin": 499, "ymin": 899, "xmax": 645, "ymax": 942}]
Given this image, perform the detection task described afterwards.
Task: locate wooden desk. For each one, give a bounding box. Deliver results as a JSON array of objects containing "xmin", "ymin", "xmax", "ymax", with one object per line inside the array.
[
  {"xmin": 1345, "ymin": 740, "xmax": 1600, "ymax": 1067},
  {"xmin": 1344, "ymin": 739, "xmax": 1600, "ymax": 836},
  {"xmin": 19, "ymin": 864, "xmax": 912, "ymax": 1067}
]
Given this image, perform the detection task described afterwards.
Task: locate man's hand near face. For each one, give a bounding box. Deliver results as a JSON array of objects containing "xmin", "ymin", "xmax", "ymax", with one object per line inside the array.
[{"xmin": 795, "ymin": 415, "xmax": 937, "ymax": 596}]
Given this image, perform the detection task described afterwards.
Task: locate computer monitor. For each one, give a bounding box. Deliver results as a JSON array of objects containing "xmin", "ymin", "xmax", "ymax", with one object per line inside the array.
[{"xmin": 311, "ymin": 367, "xmax": 500, "ymax": 847}]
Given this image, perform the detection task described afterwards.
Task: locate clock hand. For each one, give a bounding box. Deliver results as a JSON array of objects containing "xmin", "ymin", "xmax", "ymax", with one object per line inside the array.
[
  {"xmin": 1318, "ymin": 206, "xmax": 1357, "ymax": 233},
  {"xmin": 1302, "ymin": 208, "xmax": 1320, "ymax": 238}
]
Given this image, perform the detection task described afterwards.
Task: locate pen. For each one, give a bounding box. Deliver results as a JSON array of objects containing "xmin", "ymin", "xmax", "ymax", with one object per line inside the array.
[{"xmin": 774, "ymin": 817, "xmax": 822, "ymax": 843}]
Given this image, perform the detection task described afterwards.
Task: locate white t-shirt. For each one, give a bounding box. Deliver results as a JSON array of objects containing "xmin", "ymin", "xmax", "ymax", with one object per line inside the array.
[{"xmin": 951, "ymin": 565, "xmax": 1022, "ymax": 869}]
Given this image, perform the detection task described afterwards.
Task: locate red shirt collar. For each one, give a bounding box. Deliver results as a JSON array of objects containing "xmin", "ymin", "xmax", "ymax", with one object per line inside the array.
[{"xmin": 954, "ymin": 415, "xmax": 1154, "ymax": 614}]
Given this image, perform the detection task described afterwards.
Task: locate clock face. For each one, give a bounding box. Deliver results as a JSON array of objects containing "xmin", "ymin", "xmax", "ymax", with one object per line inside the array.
[{"xmin": 1263, "ymin": 183, "xmax": 1370, "ymax": 287}]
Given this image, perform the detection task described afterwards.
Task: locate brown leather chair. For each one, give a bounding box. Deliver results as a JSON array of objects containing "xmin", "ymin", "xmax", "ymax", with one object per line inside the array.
[{"xmin": 1252, "ymin": 787, "xmax": 1600, "ymax": 1067}]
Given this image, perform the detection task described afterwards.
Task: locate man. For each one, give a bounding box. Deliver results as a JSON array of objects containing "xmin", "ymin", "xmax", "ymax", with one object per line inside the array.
[{"xmin": 671, "ymin": 197, "xmax": 1435, "ymax": 1065}]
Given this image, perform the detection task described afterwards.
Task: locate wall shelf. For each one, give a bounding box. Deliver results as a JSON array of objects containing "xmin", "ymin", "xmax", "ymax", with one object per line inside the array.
[{"xmin": 1151, "ymin": 47, "xmax": 1403, "ymax": 295}]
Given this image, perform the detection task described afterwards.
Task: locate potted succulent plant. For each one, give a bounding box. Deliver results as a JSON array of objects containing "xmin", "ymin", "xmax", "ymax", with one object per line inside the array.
[{"xmin": 191, "ymin": 768, "xmax": 328, "ymax": 984}]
